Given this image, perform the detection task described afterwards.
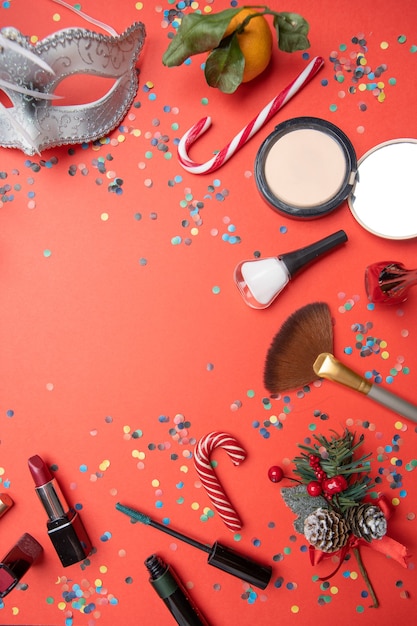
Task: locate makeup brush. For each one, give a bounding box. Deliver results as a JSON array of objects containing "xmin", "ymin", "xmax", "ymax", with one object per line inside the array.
[
  {"xmin": 264, "ymin": 301, "xmax": 417, "ymax": 423},
  {"xmin": 116, "ymin": 503, "xmax": 272, "ymax": 589}
]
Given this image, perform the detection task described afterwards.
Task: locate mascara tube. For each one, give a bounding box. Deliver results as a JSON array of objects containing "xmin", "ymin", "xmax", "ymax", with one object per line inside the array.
[{"xmin": 145, "ymin": 554, "xmax": 210, "ymax": 626}]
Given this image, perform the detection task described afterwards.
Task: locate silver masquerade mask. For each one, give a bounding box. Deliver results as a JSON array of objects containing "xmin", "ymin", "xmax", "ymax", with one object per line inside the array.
[{"xmin": 0, "ymin": 21, "xmax": 146, "ymax": 154}]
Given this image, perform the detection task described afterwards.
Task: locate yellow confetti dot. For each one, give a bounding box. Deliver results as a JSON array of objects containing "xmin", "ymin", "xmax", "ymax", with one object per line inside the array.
[
  {"xmin": 381, "ymin": 351, "xmax": 390, "ymax": 359},
  {"xmin": 191, "ymin": 227, "xmax": 199, "ymax": 236},
  {"xmin": 123, "ymin": 425, "xmax": 131, "ymax": 434},
  {"xmin": 99, "ymin": 460, "xmax": 110, "ymax": 471},
  {"xmin": 291, "ymin": 605, "xmax": 300, "ymax": 614},
  {"xmin": 377, "ymin": 81, "xmax": 385, "ymax": 89},
  {"xmin": 330, "ymin": 586, "xmax": 339, "ymax": 594},
  {"xmin": 58, "ymin": 602, "xmax": 67, "ymax": 611},
  {"xmin": 132, "ymin": 129, "xmax": 141, "ymax": 137},
  {"xmin": 135, "ymin": 1, "xmax": 143, "ymax": 8},
  {"xmin": 12, "ymin": 607, "xmax": 19, "ymax": 616},
  {"xmin": 52, "ymin": 13, "xmax": 61, "ymax": 21},
  {"xmin": 191, "ymin": 502, "xmax": 200, "ymax": 511},
  {"xmin": 180, "ymin": 465, "xmax": 188, "ymax": 473},
  {"xmin": 132, "ymin": 450, "xmax": 140, "ymax": 458},
  {"xmin": 117, "ymin": 135, "xmax": 126, "ymax": 143},
  {"xmin": 391, "ymin": 457, "xmax": 398, "ymax": 465},
  {"xmin": 380, "ymin": 41, "xmax": 389, "ymax": 49},
  {"xmin": 380, "ymin": 340, "xmax": 388, "ymax": 348},
  {"xmin": 152, "ymin": 479, "xmax": 160, "ymax": 488},
  {"xmin": 0, "ymin": 468, "xmax": 4, "ymax": 476},
  {"xmin": 378, "ymin": 92, "xmax": 386, "ymax": 103},
  {"xmin": 30, "ymin": 35, "xmax": 38, "ymax": 44},
  {"xmin": 392, "ymin": 497, "xmax": 400, "ymax": 506},
  {"xmin": 350, "ymin": 571, "xmax": 358, "ymax": 580},
  {"xmin": 358, "ymin": 83, "xmax": 367, "ymax": 91},
  {"xmin": 101, "ymin": 213, "xmax": 109, "ymax": 221},
  {"xmin": 95, "ymin": 578, "xmax": 103, "ymax": 587},
  {"xmin": 99, "ymin": 565, "xmax": 108, "ymax": 574},
  {"xmin": 145, "ymin": 81, "xmax": 154, "ymax": 89},
  {"xmin": 270, "ymin": 415, "xmax": 278, "ymax": 424}
]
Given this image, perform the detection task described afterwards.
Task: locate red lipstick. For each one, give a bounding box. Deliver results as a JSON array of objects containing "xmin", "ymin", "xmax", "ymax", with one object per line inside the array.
[{"xmin": 28, "ymin": 455, "xmax": 92, "ymax": 567}]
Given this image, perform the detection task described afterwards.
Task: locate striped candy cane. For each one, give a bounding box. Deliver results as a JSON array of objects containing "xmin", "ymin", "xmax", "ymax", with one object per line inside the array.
[
  {"xmin": 194, "ymin": 431, "xmax": 247, "ymax": 532},
  {"xmin": 177, "ymin": 56, "xmax": 324, "ymax": 174}
]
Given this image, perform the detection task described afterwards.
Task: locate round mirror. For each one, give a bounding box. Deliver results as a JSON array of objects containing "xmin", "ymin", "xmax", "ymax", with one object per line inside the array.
[{"xmin": 348, "ymin": 139, "xmax": 417, "ymax": 239}]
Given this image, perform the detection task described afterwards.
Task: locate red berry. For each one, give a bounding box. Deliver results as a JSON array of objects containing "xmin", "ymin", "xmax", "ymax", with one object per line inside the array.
[
  {"xmin": 322, "ymin": 475, "xmax": 348, "ymax": 495},
  {"xmin": 268, "ymin": 465, "xmax": 284, "ymax": 483},
  {"xmin": 315, "ymin": 470, "xmax": 326, "ymax": 481},
  {"xmin": 306, "ymin": 480, "xmax": 323, "ymax": 497},
  {"xmin": 309, "ymin": 454, "xmax": 320, "ymax": 466}
]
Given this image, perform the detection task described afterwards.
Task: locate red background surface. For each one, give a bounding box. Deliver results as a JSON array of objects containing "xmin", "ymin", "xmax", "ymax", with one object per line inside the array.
[{"xmin": 0, "ymin": 1, "xmax": 416, "ymax": 625}]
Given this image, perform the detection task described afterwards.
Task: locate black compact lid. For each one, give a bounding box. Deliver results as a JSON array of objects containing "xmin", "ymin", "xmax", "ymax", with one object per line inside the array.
[{"xmin": 255, "ymin": 117, "xmax": 357, "ymax": 219}]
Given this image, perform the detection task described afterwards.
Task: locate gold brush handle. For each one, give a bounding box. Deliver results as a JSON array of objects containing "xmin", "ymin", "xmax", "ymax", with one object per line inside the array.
[
  {"xmin": 313, "ymin": 353, "xmax": 372, "ymax": 394},
  {"xmin": 313, "ymin": 353, "xmax": 417, "ymax": 423}
]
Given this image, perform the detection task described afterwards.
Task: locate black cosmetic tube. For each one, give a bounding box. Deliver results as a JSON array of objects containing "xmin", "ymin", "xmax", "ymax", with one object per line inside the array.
[{"xmin": 145, "ymin": 554, "xmax": 210, "ymax": 626}]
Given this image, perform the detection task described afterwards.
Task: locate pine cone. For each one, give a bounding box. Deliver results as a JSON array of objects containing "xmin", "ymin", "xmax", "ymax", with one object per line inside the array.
[
  {"xmin": 304, "ymin": 507, "xmax": 349, "ymax": 552},
  {"xmin": 345, "ymin": 503, "xmax": 387, "ymax": 542}
]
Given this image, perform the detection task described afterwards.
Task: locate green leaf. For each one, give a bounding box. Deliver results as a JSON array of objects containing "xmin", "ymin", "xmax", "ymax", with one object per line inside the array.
[
  {"xmin": 281, "ymin": 484, "xmax": 328, "ymax": 534},
  {"xmin": 204, "ymin": 35, "xmax": 244, "ymax": 94},
  {"xmin": 275, "ymin": 12, "xmax": 310, "ymax": 52},
  {"xmin": 162, "ymin": 9, "xmax": 242, "ymax": 67}
]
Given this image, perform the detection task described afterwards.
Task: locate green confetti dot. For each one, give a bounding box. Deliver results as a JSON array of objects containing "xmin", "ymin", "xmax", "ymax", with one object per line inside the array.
[
  {"xmin": 43, "ymin": 249, "xmax": 52, "ymax": 258},
  {"xmin": 201, "ymin": 97, "xmax": 209, "ymax": 105},
  {"xmin": 212, "ymin": 285, "xmax": 221, "ymax": 294},
  {"xmin": 329, "ymin": 104, "xmax": 338, "ymax": 112},
  {"xmin": 356, "ymin": 605, "xmax": 365, "ymax": 613},
  {"xmin": 247, "ymin": 389, "xmax": 255, "ymax": 398},
  {"xmin": 308, "ymin": 423, "xmax": 317, "ymax": 431},
  {"xmin": 145, "ymin": 151, "xmax": 153, "ymax": 159},
  {"xmin": 164, "ymin": 152, "xmax": 172, "ymax": 160},
  {"xmin": 171, "ymin": 122, "xmax": 179, "ymax": 131},
  {"xmin": 388, "ymin": 77, "xmax": 397, "ymax": 85},
  {"xmin": 339, "ymin": 43, "xmax": 347, "ymax": 51},
  {"xmin": 410, "ymin": 45, "xmax": 417, "ymax": 53},
  {"xmin": 46, "ymin": 597, "xmax": 54, "ymax": 605},
  {"xmin": 398, "ymin": 35, "xmax": 407, "ymax": 43},
  {"xmin": 284, "ymin": 547, "xmax": 291, "ymax": 555}
]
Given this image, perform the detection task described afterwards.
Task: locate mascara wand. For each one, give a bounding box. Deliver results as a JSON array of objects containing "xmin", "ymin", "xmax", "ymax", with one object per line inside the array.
[{"xmin": 116, "ymin": 502, "xmax": 272, "ymax": 589}]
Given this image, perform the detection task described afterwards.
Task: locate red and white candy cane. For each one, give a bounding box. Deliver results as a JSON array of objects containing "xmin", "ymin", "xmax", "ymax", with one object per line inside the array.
[
  {"xmin": 194, "ymin": 431, "xmax": 247, "ymax": 532},
  {"xmin": 177, "ymin": 55, "xmax": 324, "ymax": 174}
]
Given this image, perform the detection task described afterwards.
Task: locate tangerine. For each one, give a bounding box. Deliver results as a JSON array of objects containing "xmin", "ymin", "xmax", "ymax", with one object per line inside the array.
[{"xmin": 223, "ymin": 9, "xmax": 273, "ymax": 83}]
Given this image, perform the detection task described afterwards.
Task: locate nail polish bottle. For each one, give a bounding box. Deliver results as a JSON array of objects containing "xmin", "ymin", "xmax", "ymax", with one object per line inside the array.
[
  {"xmin": 234, "ymin": 230, "xmax": 348, "ymax": 309},
  {"xmin": 0, "ymin": 533, "xmax": 43, "ymax": 598}
]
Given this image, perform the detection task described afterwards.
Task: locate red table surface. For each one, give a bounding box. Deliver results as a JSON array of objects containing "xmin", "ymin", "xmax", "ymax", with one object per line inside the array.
[{"xmin": 0, "ymin": 1, "xmax": 416, "ymax": 625}]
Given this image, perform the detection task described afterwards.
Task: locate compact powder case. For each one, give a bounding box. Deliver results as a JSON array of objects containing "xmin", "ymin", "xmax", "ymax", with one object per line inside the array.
[
  {"xmin": 255, "ymin": 116, "xmax": 417, "ymax": 239},
  {"xmin": 255, "ymin": 117, "xmax": 357, "ymax": 219}
]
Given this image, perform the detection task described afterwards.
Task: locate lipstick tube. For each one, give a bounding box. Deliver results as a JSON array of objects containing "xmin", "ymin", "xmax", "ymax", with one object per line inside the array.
[
  {"xmin": 28, "ymin": 455, "xmax": 92, "ymax": 567},
  {"xmin": 0, "ymin": 533, "xmax": 43, "ymax": 598}
]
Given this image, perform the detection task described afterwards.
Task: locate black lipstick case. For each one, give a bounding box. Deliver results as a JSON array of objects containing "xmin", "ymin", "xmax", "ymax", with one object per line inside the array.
[{"xmin": 47, "ymin": 509, "xmax": 92, "ymax": 567}]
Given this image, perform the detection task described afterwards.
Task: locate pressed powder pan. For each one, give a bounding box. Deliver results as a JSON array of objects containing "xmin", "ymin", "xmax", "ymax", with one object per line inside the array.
[
  {"xmin": 255, "ymin": 117, "xmax": 357, "ymax": 219},
  {"xmin": 255, "ymin": 116, "xmax": 417, "ymax": 239}
]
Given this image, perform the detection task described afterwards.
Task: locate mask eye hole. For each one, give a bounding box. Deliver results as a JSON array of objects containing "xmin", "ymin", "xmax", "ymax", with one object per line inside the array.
[{"xmin": 52, "ymin": 74, "xmax": 119, "ymax": 106}]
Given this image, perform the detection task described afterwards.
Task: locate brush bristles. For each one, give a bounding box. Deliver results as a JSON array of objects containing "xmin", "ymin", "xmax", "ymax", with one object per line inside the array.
[{"xmin": 264, "ymin": 302, "xmax": 333, "ymax": 393}]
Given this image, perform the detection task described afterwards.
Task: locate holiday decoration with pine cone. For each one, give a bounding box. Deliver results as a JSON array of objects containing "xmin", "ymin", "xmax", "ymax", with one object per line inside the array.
[{"xmin": 279, "ymin": 428, "xmax": 410, "ymax": 608}]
